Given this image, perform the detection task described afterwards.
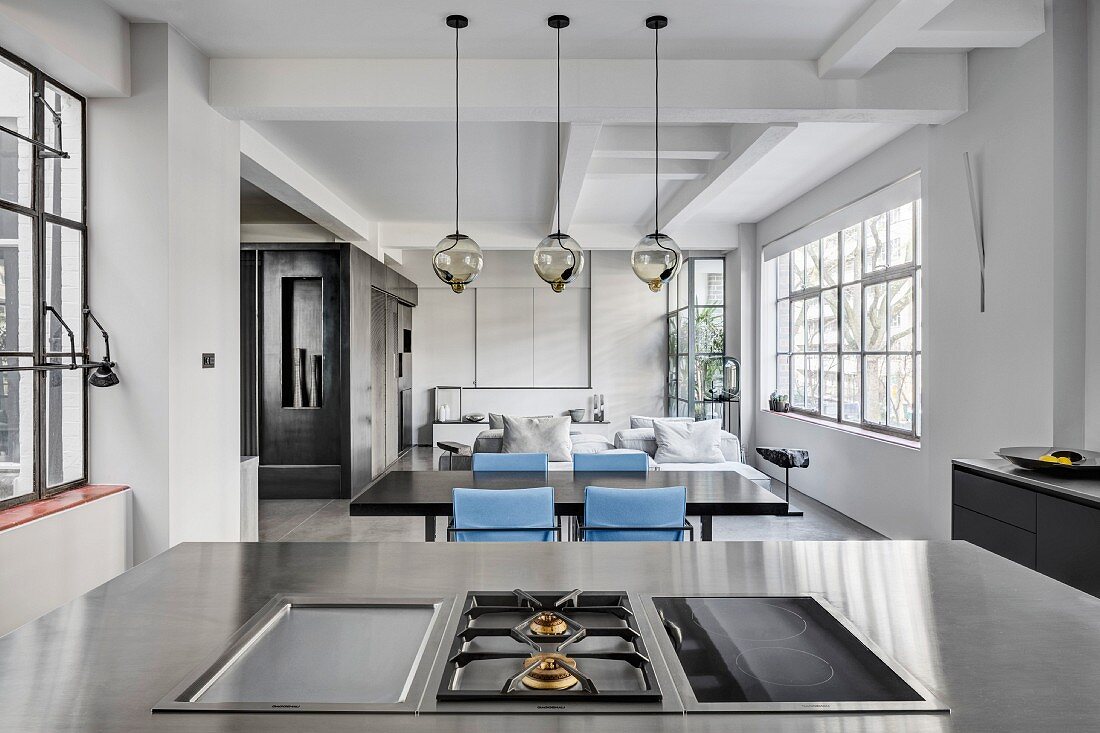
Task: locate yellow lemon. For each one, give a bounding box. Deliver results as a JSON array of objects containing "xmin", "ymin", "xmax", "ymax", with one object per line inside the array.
[{"xmin": 1039, "ymin": 455, "xmax": 1061, "ymax": 463}]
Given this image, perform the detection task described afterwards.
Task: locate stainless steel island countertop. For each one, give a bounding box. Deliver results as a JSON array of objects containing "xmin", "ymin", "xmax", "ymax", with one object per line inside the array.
[{"xmin": 2, "ymin": 539, "xmax": 1100, "ymax": 732}]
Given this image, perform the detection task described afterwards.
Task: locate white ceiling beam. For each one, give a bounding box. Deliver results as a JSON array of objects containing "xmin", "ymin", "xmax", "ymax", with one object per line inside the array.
[
  {"xmin": 658, "ymin": 124, "xmax": 797, "ymax": 234},
  {"xmin": 592, "ymin": 126, "xmax": 729, "ymax": 160},
  {"xmin": 817, "ymin": 0, "xmax": 955, "ymax": 79},
  {"xmin": 378, "ymin": 220, "xmax": 735, "ymax": 251},
  {"xmin": 239, "ymin": 123, "xmax": 380, "ymax": 257},
  {"xmin": 553, "ymin": 123, "xmax": 601, "ymax": 233},
  {"xmin": 212, "ymin": 55, "xmax": 968, "ymax": 125},
  {"xmin": 587, "ymin": 158, "xmax": 709, "ymax": 180},
  {"xmin": 903, "ymin": 0, "xmax": 1045, "ymax": 49}
]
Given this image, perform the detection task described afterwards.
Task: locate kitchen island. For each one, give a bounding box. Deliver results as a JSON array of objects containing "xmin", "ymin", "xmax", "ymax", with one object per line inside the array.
[{"xmin": 2, "ymin": 539, "xmax": 1099, "ymax": 731}]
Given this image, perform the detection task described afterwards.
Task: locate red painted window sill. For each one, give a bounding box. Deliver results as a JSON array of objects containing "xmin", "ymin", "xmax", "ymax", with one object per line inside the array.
[{"xmin": 0, "ymin": 484, "xmax": 129, "ymax": 533}]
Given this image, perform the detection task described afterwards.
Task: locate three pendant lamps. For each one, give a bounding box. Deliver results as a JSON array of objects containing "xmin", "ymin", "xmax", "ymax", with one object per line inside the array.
[{"xmin": 431, "ymin": 14, "xmax": 683, "ymax": 295}]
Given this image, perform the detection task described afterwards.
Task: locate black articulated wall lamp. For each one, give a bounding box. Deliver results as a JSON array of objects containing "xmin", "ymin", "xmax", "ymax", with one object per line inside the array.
[
  {"xmin": 84, "ymin": 308, "xmax": 119, "ymax": 387},
  {"xmin": 0, "ymin": 305, "xmax": 118, "ymax": 385},
  {"xmin": 630, "ymin": 15, "xmax": 683, "ymax": 293},
  {"xmin": 533, "ymin": 14, "xmax": 585, "ymax": 293},
  {"xmin": 432, "ymin": 14, "xmax": 484, "ymax": 294}
]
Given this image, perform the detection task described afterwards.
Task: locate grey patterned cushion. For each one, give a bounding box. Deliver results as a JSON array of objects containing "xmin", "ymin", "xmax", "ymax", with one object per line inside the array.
[
  {"xmin": 502, "ymin": 416, "xmax": 572, "ymax": 462},
  {"xmin": 652, "ymin": 419, "xmax": 724, "ymax": 464}
]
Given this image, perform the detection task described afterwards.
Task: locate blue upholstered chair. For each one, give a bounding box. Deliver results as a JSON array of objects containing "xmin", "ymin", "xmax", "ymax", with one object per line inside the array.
[
  {"xmin": 471, "ymin": 452, "xmax": 549, "ymax": 472},
  {"xmin": 573, "ymin": 450, "xmax": 649, "ymax": 472},
  {"xmin": 450, "ymin": 487, "xmax": 558, "ymax": 542},
  {"xmin": 581, "ymin": 485, "xmax": 690, "ymax": 542}
]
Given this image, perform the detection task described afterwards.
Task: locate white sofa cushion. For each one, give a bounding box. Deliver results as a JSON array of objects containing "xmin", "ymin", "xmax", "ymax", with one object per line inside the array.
[
  {"xmin": 629, "ymin": 415, "xmax": 694, "ymax": 429},
  {"xmin": 653, "ymin": 419, "xmax": 724, "ymax": 463},
  {"xmin": 474, "ymin": 429, "xmax": 612, "ymax": 456},
  {"xmin": 615, "ymin": 427, "xmax": 744, "ymax": 462}
]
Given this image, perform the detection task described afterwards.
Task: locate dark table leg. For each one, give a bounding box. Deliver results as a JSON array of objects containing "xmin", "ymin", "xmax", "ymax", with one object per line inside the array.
[
  {"xmin": 425, "ymin": 515, "xmax": 436, "ymax": 543},
  {"xmin": 701, "ymin": 514, "xmax": 713, "ymax": 542}
]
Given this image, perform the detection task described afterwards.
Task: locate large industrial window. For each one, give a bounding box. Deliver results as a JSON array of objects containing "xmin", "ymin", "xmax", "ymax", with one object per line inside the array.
[
  {"xmin": 773, "ymin": 199, "xmax": 921, "ymax": 441},
  {"xmin": 0, "ymin": 48, "xmax": 87, "ymax": 509}
]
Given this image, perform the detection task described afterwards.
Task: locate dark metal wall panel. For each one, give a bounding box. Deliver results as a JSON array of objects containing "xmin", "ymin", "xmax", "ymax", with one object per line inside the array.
[
  {"xmin": 370, "ymin": 288, "xmax": 388, "ymax": 477},
  {"xmin": 240, "ymin": 250, "xmax": 259, "ymax": 457},
  {"xmin": 259, "ymin": 249, "xmax": 342, "ymax": 481},
  {"xmin": 346, "ymin": 247, "xmax": 374, "ymax": 495}
]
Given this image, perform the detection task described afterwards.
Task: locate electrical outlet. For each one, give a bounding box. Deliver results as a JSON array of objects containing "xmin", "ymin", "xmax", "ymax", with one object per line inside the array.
[{"xmin": 202, "ymin": 353, "xmax": 215, "ymax": 368}]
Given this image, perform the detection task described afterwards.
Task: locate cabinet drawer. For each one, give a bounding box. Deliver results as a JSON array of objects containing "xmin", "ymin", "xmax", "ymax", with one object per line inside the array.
[
  {"xmin": 953, "ymin": 469, "xmax": 1036, "ymax": 531},
  {"xmin": 953, "ymin": 505, "xmax": 1036, "ymax": 569},
  {"xmin": 1037, "ymin": 494, "xmax": 1100, "ymax": 597}
]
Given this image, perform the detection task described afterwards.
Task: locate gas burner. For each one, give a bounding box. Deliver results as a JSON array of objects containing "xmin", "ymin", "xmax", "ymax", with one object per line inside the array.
[
  {"xmin": 437, "ymin": 589, "xmax": 663, "ymax": 703},
  {"xmin": 529, "ymin": 612, "xmax": 568, "ymax": 636},
  {"xmin": 520, "ymin": 653, "xmax": 579, "ymax": 690}
]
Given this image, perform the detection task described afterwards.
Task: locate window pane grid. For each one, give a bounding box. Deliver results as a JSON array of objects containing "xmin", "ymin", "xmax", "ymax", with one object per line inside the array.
[
  {"xmin": 773, "ymin": 198, "xmax": 920, "ymax": 440},
  {"xmin": 0, "ymin": 48, "xmax": 88, "ymax": 509}
]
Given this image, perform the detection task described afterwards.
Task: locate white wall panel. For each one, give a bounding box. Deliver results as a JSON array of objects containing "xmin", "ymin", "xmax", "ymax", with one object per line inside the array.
[
  {"xmin": 475, "ymin": 288, "xmax": 534, "ymax": 387},
  {"xmin": 0, "ymin": 490, "xmax": 131, "ymax": 636},
  {"xmin": 533, "ymin": 288, "xmax": 589, "ymax": 387}
]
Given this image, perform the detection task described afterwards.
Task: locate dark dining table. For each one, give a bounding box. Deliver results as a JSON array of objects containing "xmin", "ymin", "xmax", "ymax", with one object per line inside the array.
[{"xmin": 348, "ymin": 470, "xmax": 789, "ymax": 541}]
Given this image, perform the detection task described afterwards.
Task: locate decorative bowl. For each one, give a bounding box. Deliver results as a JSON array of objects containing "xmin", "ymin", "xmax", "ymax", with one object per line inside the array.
[
  {"xmin": 996, "ymin": 446, "xmax": 1100, "ymax": 476},
  {"xmin": 463, "ymin": 413, "xmax": 486, "ymax": 423},
  {"xmin": 568, "ymin": 409, "xmax": 586, "ymax": 423}
]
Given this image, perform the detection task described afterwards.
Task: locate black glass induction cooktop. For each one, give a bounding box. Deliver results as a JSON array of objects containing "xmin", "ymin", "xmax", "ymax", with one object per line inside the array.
[{"xmin": 652, "ymin": 596, "xmax": 927, "ymax": 704}]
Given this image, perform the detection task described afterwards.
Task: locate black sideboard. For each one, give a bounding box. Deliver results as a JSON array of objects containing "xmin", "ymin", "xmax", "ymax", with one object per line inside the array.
[{"xmin": 952, "ymin": 459, "xmax": 1100, "ymax": 597}]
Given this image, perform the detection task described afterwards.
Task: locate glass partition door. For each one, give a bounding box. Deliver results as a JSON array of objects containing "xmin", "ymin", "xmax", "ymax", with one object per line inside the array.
[{"xmin": 667, "ymin": 257, "xmax": 725, "ymax": 421}]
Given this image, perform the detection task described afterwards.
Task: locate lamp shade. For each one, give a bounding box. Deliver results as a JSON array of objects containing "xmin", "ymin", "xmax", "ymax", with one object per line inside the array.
[
  {"xmin": 533, "ymin": 233, "xmax": 584, "ymax": 292},
  {"xmin": 631, "ymin": 232, "xmax": 682, "ymax": 292},
  {"xmin": 87, "ymin": 361, "xmax": 119, "ymax": 387},
  {"xmin": 433, "ymin": 233, "xmax": 483, "ymax": 294}
]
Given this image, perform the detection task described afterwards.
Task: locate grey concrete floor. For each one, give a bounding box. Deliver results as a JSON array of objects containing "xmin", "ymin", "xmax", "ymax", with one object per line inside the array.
[{"xmin": 259, "ymin": 447, "xmax": 885, "ymax": 543}]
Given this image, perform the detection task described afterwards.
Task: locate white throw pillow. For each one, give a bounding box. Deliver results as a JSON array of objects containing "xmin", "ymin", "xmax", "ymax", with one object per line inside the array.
[
  {"xmin": 570, "ymin": 433, "xmax": 615, "ymax": 454},
  {"xmin": 502, "ymin": 416, "xmax": 572, "ymax": 462},
  {"xmin": 629, "ymin": 415, "xmax": 695, "ymax": 429},
  {"xmin": 652, "ymin": 419, "xmax": 725, "ymax": 464},
  {"xmin": 615, "ymin": 428, "xmax": 659, "ymax": 456}
]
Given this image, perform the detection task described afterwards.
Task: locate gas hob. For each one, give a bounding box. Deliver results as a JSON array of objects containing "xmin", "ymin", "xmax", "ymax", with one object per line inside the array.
[{"xmin": 154, "ymin": 589, "xmax": 947, "ymax": 715}]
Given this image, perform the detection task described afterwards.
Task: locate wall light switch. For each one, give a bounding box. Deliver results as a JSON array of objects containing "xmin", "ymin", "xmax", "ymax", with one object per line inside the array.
[{"xmin": 202, "ymin": 353, "xmax": 215, "ymax": 368}]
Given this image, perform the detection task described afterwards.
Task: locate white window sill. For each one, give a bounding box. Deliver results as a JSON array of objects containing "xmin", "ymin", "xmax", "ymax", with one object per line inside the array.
[{"xmin": 759, "ymin": 409, "xmax": 920, "ymax": 450}]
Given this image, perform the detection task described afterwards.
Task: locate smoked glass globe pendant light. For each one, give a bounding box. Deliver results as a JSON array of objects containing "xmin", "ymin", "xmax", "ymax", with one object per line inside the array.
[
  {"xmin": 433, "ymin": 15, "xmax": 484, "ymax": 294},
  {"xmin": 631, "ymin": 15, "xmax": 683, "ymax": 293},
  {"xmin": 533, "ymin": 15, "xmax": 585, "ymax": 293}
]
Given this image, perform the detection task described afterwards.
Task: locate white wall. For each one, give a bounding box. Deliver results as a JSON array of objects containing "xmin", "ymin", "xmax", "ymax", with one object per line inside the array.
[
  {"xmin": 0, "ymin": 490, "xmax": 131, "ymax": 637},
  {"xmin": 0, "ymin": 0, "xmax": 129, "ymax": 97},
  {"xmin": 751, "ymin": 6, "xmax": 1092, "ymax": 539},
  {"xmin": 590, "ymin": 250, "xmax": 667, "ymax": 432},
  {"xmin": 401, "ymin": 249, "xmax": 665, "ymax": 442},
  {"xmin": 88, "ymin": 24, "xmax": 241, "ymax": 562},
  {"xmin": 1087, "ymin": 0, "xmax": 1100, "ymax": 449}
]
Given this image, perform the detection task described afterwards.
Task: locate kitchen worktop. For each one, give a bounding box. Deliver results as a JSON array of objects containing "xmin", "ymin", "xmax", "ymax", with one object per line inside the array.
[
  {"xmin": 953, "ymin": 457, "xmax": 1100, "ymax": 509},
  {"xmin": 3, "ymin": 540, "xmax": 1100, "ymax": 732}
]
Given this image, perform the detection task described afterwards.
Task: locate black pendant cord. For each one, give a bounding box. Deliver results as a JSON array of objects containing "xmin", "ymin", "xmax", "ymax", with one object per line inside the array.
[
  {"xmin": 455, "ymin": 22, "xmax": 460, "ymax": 237},
  {"xmin": 555, "ymin": 23, "xmax": 562, "ymax": 238},
  {"xmin": 653, "ymin": 23, "xmax": 659, "ymax": 235}
]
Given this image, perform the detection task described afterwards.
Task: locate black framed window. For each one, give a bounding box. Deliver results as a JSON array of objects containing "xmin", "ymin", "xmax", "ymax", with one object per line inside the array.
[
  {"xmin": 0, "ymin": 47, "xmax": 88, "ymax": 509},
  {"xmin": 667, "ymin": 257, "xmax": 726, "ymax": 421},
  {"xmin": 774, "ymin": 199, "xmax": 921, "ymax": 441}
]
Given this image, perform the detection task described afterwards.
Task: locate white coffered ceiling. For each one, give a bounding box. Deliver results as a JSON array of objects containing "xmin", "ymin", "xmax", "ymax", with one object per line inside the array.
[{"xmin": 104, "ymin": 0, "xmax": 1045, "ymax": 252}]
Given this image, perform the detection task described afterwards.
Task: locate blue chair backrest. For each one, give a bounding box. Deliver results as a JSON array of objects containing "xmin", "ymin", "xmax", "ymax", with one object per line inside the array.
[
  {"xmin": 452, "ymin": 487, "xmax": 555, "ymax": 542},
  {"xmin": 573, "ymin": 451, "xmax": 649, "ymax": 472},
  {"xmin": 471, "ymin": 452, "xmax": 549, "ymax": 472},
  {"xmin": 583, "ymin": 485, "xmax": 687, "ymax": 542}
]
